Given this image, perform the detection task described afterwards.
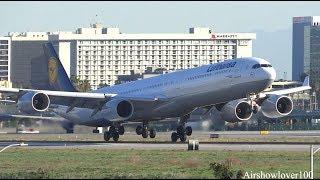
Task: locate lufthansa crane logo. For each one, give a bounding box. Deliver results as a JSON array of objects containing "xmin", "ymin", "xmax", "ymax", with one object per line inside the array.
[{"xmin": 48, "ymin": 57, "xmax": 58, "ymax": 84}]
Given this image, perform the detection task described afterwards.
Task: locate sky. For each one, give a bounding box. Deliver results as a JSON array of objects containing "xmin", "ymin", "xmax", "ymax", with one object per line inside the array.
[{"xmin": 1, "ymin": 1, "xmax": 320, "ymax": 80}]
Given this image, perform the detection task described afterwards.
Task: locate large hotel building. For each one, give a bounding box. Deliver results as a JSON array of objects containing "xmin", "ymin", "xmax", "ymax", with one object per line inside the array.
[
  {"xmin": 5, "ymin": 24, "xmax": 256, "ymax": 90},
  {"xmin": 0, "ymin": 37, "xmax": 10, "ymax": 82}
]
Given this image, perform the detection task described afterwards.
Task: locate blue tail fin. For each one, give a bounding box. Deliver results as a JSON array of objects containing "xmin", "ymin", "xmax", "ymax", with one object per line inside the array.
[{"xmin": 43, "ymin": 42, "xmax": 77, "ymax": 92}]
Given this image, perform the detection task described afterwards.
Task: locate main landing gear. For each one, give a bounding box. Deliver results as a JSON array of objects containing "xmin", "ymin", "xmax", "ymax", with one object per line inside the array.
[
  {"xmin": 135, "ymin": 121, "xmax": 156, "ymax": 139},
  {"xmin": 92, "ymin": 127, "xmax": 103, "ymax": 133},
  {"xmin": 103, "ymin": 124, "xmax": 125, "ymax": 142},
  {"xmin": 171, "ymin": 115, "xmax": 193, "ymax": 142}
]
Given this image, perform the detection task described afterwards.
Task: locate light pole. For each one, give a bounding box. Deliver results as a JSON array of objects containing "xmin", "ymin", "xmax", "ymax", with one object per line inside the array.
[
  {"xmin": 310, "ymin": 145, "xmax": 320, "ymax": 179},
  {"xmin": 0, "ymin": 142, "xmax": 28, "ymax": 153}
]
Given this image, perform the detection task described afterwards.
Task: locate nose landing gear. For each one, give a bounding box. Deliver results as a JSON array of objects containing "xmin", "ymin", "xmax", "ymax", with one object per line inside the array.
[{"xmin": 171, "ymin": 114, "xmax": 192, "ymax": 142}]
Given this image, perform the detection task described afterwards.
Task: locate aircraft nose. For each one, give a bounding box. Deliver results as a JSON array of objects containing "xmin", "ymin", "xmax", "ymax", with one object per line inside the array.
[{"xmin": 264, "ymin": 67, "xmax": 276, "ymax": 80}]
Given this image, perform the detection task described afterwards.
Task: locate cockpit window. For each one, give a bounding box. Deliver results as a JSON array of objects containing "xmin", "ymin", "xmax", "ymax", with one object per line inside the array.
[
  {"xmin": 252, "ymin": 64, "xmax": 272, "ymax": 69},
  {"xmin": 252, "ymin": 64, "xmax": 260, "ymax": 69},
  {"xmin": 261, "ymin": 64, "xmax": 272, "ymax": 67}
]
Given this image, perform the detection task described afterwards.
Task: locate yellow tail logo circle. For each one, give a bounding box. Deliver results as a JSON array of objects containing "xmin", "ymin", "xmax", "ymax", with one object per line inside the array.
[{"xmin": 48, "ymin": 57, "xmax": 58, "ymax": 84}]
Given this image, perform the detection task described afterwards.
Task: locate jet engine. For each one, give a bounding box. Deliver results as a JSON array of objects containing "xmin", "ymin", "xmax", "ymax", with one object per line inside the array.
[
  {"xmin": 103, "ymin": 99, "xmax": 134, "ymax": 121},
  {"xmin": 17, "ymin": 92, "xmax": 50, "ymax": 114},
  {"xmin": 220, "ymin": 99, "xmax": 253, "ymax": 122},
  {"xmin": 260, "ymin": 95, "xmax": 293, "ymax": 118}
]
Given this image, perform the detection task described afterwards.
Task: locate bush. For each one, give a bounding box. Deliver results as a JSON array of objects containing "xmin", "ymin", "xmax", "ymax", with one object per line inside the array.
[{"xmin": 209, "ymin": 160, "xmax": 244, "ymax": 179}]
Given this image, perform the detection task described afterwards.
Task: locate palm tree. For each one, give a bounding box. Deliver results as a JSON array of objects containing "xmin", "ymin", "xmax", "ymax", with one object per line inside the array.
[
  {"xmin": 79, "ymin": 80, "xmax": 91, "ymax": 92},
  {"xmin": 70, "ymin": 75, "xmax": 91, "ymax": 92}
]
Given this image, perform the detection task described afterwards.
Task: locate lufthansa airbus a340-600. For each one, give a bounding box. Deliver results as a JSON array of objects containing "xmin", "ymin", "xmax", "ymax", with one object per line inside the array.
[{"xmin": 0, "ymin": 43, "xmax": 310, "ymax": 142}]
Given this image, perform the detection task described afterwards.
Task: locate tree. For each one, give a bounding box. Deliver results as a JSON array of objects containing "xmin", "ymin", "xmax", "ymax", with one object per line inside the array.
[
  {"xmin": 78, "ymin": 80, "xmax": 91, "ymax": 92},
  {"xmin": 70, "ymin": 75, "xmax": 80, "ymax": 85},
  {"xmin": 70, "ymin": 75, "xmax": 91, "ymax": 92}
]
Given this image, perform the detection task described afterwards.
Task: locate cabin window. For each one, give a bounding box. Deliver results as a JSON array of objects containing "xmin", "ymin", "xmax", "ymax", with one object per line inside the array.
[{"xmin": 252, "ymin": 64, "xmax": 272, "ymax": 69}]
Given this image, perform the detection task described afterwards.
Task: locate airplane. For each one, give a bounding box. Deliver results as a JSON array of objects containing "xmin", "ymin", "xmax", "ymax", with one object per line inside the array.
[{"xmin": 0, "ymin": 42, "xmax": 311, "ymax": 142}]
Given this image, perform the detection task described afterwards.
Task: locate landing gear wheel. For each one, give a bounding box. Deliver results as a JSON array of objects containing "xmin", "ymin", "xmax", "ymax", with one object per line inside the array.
[
  {"xmin": 186, "ymin": 126, "xmax": 192, "ymax": 136},
  {"xmin": 118, "ymin": 126, "xmax": 125, "ymax": 135},
  {"xmin": 93, "ymin": 129, "xmax": 99, "ymax": 133},
  {"xmin": 171, "ymin": 132, "xmax": 178, "ymax": 142},
  {"xmin": 104, "ymin": 131, "xmax": 111, "ymax": 142},
  {"xmin": 66, "ymin": 129, "xmax": 74, "ymax": 134},
  {"xmin": 109, "ymin": 126, "xmax": 116, "ymax": 133},
  {"xmin": 136, "ymin": 125, "xmax": 143, "ymax": 135},
  {"xmin": 253, "ymin": 105, "xmax": 259, "ymax": 114},
  {"xmin": 177, "ymin": 126, "xmax": 185, "ymax": 135},
  {"xmin": 149, "ymin": 129, "xmax": 156, "ymax": 138},
  {"xmin": 142, "ymin": 129, "xmax": 148, "ymax": 138},
  {"xmin": 179, "ymin": 133, "xmax": 187, "ymax": 142},
  {"xmin": 112, "ymin": 132, "xmax": 119, "ymax": 142}
]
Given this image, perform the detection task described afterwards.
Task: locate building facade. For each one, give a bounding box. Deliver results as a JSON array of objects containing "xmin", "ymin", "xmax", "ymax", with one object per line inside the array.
[
  {"xmin": 304, "ymin": 25, "xmax": 320, "ymax": 93},
  {"xmin": 8, "ymin": 24, "xmax": 256, "ymax": 90},
  {"xmin": 292, "ymin": 16, "xmax": 320, "ymax": 82},
  {"xmin": 292, "ymin": 16, "xmax": 320, "ymax": 93},
  {"xmin": 9, "ymin": 32, "xmax": 50, "ymax": 89},
  {"xmin": 49, "ymin": 24, "xmax": 256, "ymax": 89},
  {"xmin": 0, "ymin": 37, "xmax": 10, "ymax": 84}
]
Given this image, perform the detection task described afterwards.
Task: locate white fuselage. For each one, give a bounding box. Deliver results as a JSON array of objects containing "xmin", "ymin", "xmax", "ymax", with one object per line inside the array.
[{"xmin": 52, "ymin": 57, "xmax": 276, "ymax": 126}]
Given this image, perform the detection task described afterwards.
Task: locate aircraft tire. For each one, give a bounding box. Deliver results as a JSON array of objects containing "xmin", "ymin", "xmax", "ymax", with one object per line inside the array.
[
  {"xmin": 104, "ymin": 131, "xmax": 111, "ymax": 142},
  {"xmin": 180, "ymin": 134, "xmax": 187, "ymax": 142},
  {"xmin": 186, "ymin": 126, "xmax": 192, "ymax": 136},
  {"xmin": 109, "ymin": 126, "xmax": 116, "ymax": 133},
  {"xmin": 149, "ymin": 129, "xmax": 156, "ymax": 138},
  {"xmin": 118, "ymin": 126, "xmax": 125, "ymax": 135},
  {"xmin": 93, "ymin": 129, "xmax": 99, "ymax": 133},
  {"xmin": 177, "ymin": 125, "xmax": 185, "ymax": 135},
  {"xmin": 136, "ymin": 125, "xmax": 143, "ymax": 135},
  {"xmin": 171, "ymin": 132, "xmax": 178, "ymax": 142},
  {"xmin": 113, "ymin": 132, "xmax": 119, "ymax": 142},
  {"xmin": 142, "ymin": 129, "xmax": 148, "ymax": 138},
  {"xmin": 66, "ymin": 129, "xmax": 74, "ymax": 134}
]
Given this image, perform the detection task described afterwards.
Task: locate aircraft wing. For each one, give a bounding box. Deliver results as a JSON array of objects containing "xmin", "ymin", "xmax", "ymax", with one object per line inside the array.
[
  {"xmin": 0, "ymin": 88, "xmax": 119, "ymax": 112},
  {"xmin": 264, "ymin": 76, "xmax": 311, "ymax": 96},
  {"xmin": 0, "ymin": 88, "xmax": 116, "ymax": 99},
  {"xmin": 0, "ymin": 87, "xmax": 169, "ymax": 113},
  {"xmin": 0, "ymin": 113, "xmax": 66, "ymax": 121}
]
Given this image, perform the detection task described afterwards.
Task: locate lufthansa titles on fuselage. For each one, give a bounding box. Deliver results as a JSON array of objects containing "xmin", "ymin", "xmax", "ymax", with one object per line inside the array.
[{"xmin": 206, "ymin": 61, "xmax": 237, "ymax": 73}]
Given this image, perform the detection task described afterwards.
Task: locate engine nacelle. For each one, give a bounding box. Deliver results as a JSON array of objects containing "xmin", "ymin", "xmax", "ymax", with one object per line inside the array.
[
  {"xmin": 260, "ymin": 95, "xmax": 293, "ymax": 118},
  {"xmin": 103, "ymin": 99, "xmax": 134, "ymax": 121},
  {"xmin": 17, "ymin": 92, "xmax": 50, "ymax": 114},
  {"xmin": 220, "ymin": 100, "xmax": 253, "ymax": 123}
]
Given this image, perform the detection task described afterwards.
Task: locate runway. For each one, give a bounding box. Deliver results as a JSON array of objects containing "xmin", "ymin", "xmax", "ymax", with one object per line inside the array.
[
  {"xmin": 0, "ymin": 141, "xmax": 318, "ymax": 152},
  {"xmin": 1, "ymin": 130, "xmax": 320, "ymax": 152}
]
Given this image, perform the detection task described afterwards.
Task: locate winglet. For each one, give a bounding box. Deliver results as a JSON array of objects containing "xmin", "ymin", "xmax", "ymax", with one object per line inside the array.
[{"xmin": 303, "ymin": 76, "xmax": 310, "ymax": 87}]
